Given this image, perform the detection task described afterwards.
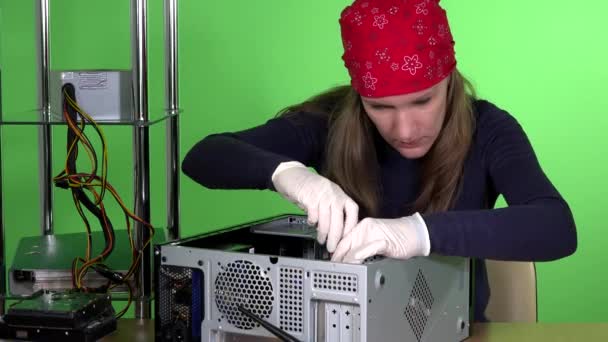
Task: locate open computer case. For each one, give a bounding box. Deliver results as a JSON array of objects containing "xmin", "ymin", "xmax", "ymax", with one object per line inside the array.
[{"xmin": 155, "ymin": 214, "xmax": 470, "ymax": 342}]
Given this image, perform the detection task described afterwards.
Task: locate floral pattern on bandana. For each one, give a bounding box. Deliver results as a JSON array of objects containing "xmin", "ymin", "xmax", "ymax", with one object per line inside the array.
[
  {"xmin": 402, "ymin": 55, "xmax": 423, "ymax": 75},
  {"xmin": 373, "ymin": 14, "xmax": 389, "ymax": 29},
  {"xmin": 376, "ymin": 48, "xmax": 390, "ymax": 63},
  {"xmin": 415, "ymin": 2, "xmax": 429, "ymax": 15},
  {"xmin": 362, "ymin": 72, "xmax": 378, "ymax": 90}
]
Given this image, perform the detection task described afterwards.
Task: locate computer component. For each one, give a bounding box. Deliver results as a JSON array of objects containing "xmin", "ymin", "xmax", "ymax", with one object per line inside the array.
[
  {"xmin": 9, "ymin": 230, "xmax": 165, "ymax": 296},
  {"xmin": 155, "ymin": 214, "xmax": 470, "ymax": 342},
  {"xmin": 49, "ymin": 69, "xmax": 132, "ymax": 121},
  {"xmin": 0, "ymin": 290, "xmax": 117, "ymax": 341}
]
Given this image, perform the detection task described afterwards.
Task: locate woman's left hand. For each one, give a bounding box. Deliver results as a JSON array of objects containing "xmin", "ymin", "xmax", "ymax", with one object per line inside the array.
[{"xmin": 331, "ymin": 213, "xmax": 431, "ymax": 264}]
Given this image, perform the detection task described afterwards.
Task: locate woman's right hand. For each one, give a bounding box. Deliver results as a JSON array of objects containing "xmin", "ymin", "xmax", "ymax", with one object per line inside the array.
[{"xmin": 271, "ymin": 161, "xmax": 359, "ymax": 253}]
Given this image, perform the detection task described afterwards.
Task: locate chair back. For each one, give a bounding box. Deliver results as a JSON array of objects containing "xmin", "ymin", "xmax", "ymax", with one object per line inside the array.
[{"xmin": 485, "ymin": 260, "xmax": 538, "ymax": 322}]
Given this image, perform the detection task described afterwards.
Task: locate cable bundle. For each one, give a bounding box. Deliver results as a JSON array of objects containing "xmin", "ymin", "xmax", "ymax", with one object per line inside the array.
[{"xmin": 53, "ymin": 84, "xmax": 155, "ymax": 318}]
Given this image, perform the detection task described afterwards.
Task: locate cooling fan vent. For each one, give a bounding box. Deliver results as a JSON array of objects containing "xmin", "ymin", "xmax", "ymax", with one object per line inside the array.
[
  {"xmin": 158, "ymin": 266, "xmax": 193, "ymax": 329},
  {"xmin": 214, "ymin": 260, "xmax": 274, "ymax": 330},
  {"xmin": 312, "ymin": 271, "xmax": 357, "ymax": 293},
  {"xmin": 279, "ymin": 267, "xmax": 304, "ymax": 333}
]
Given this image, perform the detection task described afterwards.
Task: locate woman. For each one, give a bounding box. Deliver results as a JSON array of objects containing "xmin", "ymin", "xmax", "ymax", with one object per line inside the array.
[{"xmin": 182, "ymin": 0, "xmax": 577, "ymax": 321}]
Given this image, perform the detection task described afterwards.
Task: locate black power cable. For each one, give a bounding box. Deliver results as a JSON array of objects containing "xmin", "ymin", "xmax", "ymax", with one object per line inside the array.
[{"xmin": 237, "ymin": 305, "xmax": 301, "ymax": 342}]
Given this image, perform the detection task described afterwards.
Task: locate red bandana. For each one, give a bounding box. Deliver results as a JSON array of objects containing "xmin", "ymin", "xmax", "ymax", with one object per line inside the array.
[{"xmin": 339, "ymin": 0, "xmax": 456, "ymax": 98}]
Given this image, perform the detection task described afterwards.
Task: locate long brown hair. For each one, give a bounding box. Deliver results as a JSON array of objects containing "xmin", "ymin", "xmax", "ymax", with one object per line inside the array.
[{"xmin": 279, "ymin": 69, "xmax": 476, "ymax": 216}]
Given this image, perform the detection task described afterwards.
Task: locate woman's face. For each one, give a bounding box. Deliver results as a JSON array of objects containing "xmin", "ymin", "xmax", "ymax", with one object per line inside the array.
[{"xmin": 361, "ymin": 76, "xmax": 450, "ymax": 159}]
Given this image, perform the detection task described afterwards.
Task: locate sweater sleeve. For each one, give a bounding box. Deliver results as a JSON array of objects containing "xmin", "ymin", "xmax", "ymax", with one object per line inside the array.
[
  {"xmin": 423, "ymin": 103, "xmax": 577, "ymax": 261},
  {"xmin": 181, "ymin": 112, "xmax": 328, "ymax": 190}
]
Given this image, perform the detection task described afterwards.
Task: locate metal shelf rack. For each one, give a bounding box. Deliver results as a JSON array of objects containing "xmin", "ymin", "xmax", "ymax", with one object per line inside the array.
[{"xmin": 0, "ymin": 0, "xmax": 182, "ymax": 319}]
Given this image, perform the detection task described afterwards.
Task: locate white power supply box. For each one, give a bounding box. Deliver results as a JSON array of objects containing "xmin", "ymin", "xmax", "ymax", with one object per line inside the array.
[{"xmin": 50, "ymin": 70, "xmax": 133, "ymax": 122}]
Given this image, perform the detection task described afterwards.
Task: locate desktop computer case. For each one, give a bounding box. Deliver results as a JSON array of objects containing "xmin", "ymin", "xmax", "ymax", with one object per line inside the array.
[{"xmin": 155, "ymin": 215, "xmax": 470, "ymax": 342}]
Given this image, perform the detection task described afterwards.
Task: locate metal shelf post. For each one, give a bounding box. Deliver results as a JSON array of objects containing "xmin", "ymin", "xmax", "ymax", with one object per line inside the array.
[
  {"xmin": 131, "ymin": 0, "xmax": 152, "ymax": 319},
  {"xmin": 165, "ymin": 0, "xmax": 180, "ymax": 241},
  {"xmin": 0, "ymin": 73, "xmax": 5, "ymax": 315},
  {"xmin": 132, "ymin": 0, "xmax": 181, "ymax": 318},
  {"xmin": 36, "ymin": 0, "xmax": 54, "ymax": 236}
]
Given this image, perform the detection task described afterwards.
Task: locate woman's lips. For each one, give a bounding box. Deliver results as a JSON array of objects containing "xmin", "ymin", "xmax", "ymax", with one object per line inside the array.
[{"xmin": 397, "ymin": 139, "xmax": 422, "ymax": 148}]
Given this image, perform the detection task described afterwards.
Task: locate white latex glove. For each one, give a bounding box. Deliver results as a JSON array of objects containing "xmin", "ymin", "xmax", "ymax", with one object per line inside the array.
[
  {"xmin": 271, "ymin": 161, "xmax": 359, "ymax": 253},
  {"xmin": 331, "ymin": 213, "xmax": 431, "ymax": 264}
]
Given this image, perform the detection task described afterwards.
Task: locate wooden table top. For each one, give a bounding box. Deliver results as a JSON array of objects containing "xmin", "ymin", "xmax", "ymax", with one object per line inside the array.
[{"xmin": 95, "ymin": 319, "xmax": 608, "ymax": 342}]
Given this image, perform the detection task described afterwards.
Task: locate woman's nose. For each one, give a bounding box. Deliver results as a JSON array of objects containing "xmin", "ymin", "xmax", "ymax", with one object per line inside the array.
[{"xmin": 393, "ymin": 110, "xmax": 416, "ymax": 140}]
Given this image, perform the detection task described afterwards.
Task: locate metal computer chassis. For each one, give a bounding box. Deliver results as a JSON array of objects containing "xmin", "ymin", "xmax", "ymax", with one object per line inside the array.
[{"xmin": 155, "ymin": 214, "xmax": 470, "ymax": 342}]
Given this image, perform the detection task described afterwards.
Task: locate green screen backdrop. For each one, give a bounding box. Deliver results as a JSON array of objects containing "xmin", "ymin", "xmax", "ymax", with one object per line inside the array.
[{"xmin": 0, "ymin": 0, "xmax": 606, "ymax": 322}]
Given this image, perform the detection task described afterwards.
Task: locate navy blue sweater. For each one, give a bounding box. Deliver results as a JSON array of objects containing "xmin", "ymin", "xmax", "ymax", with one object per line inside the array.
[{"xmin": 182, "ymin": 100, "xmax": 577, "ymax": 321}]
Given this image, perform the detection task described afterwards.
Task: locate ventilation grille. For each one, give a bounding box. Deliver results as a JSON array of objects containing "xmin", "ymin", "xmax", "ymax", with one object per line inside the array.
[
  {"xmin": 404, "ymin": 270, "xmax": 434, "ymax": 342},
  {"xmin": 158, "ymin": 266, "xmax": 193, "ymax": 338},
  {"xmin": 279, "ymin": 267, "xmax": 304, "ymax": 333},
  {"xmin": 312, "ymin": 271, "xmax": 357, "ymax": 293},
  {"xmin": 214, "ymin": 260, "xmax": 274, "ymax": 330}
]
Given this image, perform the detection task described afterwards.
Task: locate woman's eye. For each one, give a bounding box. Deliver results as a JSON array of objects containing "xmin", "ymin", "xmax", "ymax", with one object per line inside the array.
[
  {"xmin": 371, "ymin": 104, "xmax": 390, "ymax": 110},
  {"xmin": 413, "ymin": 97, "xmax": 431, "ymax": 105}
]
